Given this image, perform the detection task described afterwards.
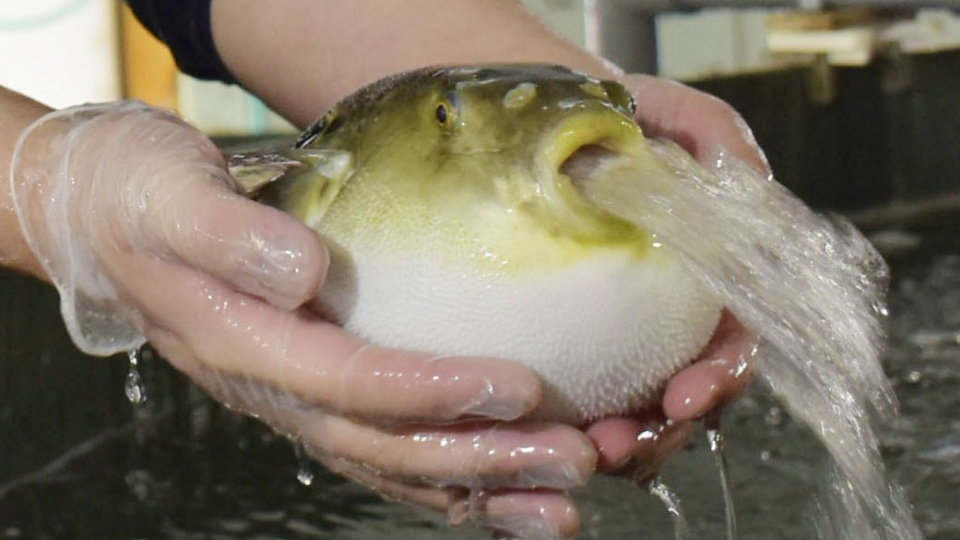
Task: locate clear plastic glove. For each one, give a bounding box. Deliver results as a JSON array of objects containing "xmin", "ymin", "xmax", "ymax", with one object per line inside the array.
[{"xmin": 9, "ymin": 101, "xmax": 598, "ymax": 539}]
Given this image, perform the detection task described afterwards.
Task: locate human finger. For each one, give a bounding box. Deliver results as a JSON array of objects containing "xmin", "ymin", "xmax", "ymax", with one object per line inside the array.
[
  {"xmin": 128, "ymin": 256, "xmax": 541, "ymax": 423},
  {"xmin": 318, "ymin": 457, "xmax": 581, "ymax": 540},
  {"xmin": 585, "ymin": 414, "xmax": 694, "ymax": 482},
  {"xmin": 295, "ymin": 416, "xmax": 596, "ymax": 490},
  {"xmin": 320, "ymin": 454, "xmax": 462, "ymax": 511},
  {"xmin": 155, "ymin": 358, "xmax": 595, "ymax": 490},
  {"xmin": 623, "ymin": 74, "xmax": 770, "ymax": 176},
  {"xmin": 472, "ymin": 490, "xmax": 580, "ymax": 540},
  {"xmin": 138, "ymin": 166, "xmax": 329, "ymax": 311},
  {"xmin": 76, "ymin": 104, "xmax": 329, "ymax": 311},
  {"xmin": 662, "ymin": 311, "xmax": 756, "ymax": 421}
]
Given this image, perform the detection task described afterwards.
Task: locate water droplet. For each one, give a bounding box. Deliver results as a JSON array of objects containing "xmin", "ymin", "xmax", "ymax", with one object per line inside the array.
[
  {"xmin": 714, "ymin": 150, "xmax": 727, "ymax": 171},
  {"xmin": 294, "ymin": 441, "xmax": 315, "ymax": 486},
  {"xmin": 296, "ymin": 467, "xmax": 314, "ymax": 487},
  {"xmin": 648, "ymin": 478, "xmax": 690, "ymax": 540},
  {"xmin": 124, "ymin": 348, "xmax": 147, "ymax": 405}
]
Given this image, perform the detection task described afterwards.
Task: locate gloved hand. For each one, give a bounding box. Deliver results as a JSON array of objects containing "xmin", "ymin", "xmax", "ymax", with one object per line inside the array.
[{"xmin": 9, "ymin": 101, "xmax": 598, "ymax": 539}]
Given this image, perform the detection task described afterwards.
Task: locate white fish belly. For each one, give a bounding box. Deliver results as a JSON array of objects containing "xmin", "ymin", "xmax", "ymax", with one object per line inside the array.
[{"xmin": 320, "ymin": 247, "xmax": 723, "ymax": 423}]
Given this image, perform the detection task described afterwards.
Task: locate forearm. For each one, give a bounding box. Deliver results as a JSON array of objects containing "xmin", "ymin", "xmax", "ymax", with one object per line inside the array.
[
  {"xmin": 210, "ymin": 0, "xmax": 619, "ymax": 128},
  {"xmin": 0, "ymin": 86, "xmax": 52, "ymax": 280}
]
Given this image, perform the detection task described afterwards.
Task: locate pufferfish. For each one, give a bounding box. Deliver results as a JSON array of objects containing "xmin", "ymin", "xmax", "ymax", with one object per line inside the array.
[{"xmin": 230, "ymin": 64, "xmax": 725, "ymax": 424}]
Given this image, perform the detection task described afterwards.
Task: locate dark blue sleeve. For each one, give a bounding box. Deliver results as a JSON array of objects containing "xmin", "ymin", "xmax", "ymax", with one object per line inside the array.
[{"xmin": 124, "ymin": 0, "xmax": 236, "ymax": 84}]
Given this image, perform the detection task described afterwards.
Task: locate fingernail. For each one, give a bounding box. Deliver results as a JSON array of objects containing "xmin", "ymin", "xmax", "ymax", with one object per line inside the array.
[
  {"xmin": 420, "ymin": 356, "xmax": 541, "ymax": 421},
  {"xmin": 461, "ymin": 386, "xmax": 531, "ymax": 421},
  {"xmin": 238, "ymin": 250, "xmax": 303, "ymax": 309},
  {"xmin": 455, "ymin": 367, "xmax": 539, "ymax": 421},
  {"xmin": 242, "ymin": 228, "xmax": 327, "ymax": 310},
  {"xmin": 516, "ymin": 461, "xmax": 589, "ymax": 489}
]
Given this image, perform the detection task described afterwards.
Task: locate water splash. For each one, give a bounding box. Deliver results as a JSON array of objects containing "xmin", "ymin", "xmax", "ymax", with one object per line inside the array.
[
  {"xmin": 705, "ymin": 414, "xmax": 737, "ymax": 540},
  {"xmin": 578, "ymin": 140, "xmax": 921, "ymax": 539},
  {"xmin": 294, "ymin": 440, "xmax": 315, "ymax": 487},
  {"xmin": 648, "ymin": 477, "xmax": 690, "ymax": 540},
  {"xmin": 124, "ymin": 348, "xmax": 146, "ymax": 405}
]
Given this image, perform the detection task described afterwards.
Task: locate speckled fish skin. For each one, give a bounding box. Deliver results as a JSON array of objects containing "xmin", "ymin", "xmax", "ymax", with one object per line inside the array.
[{"xmin": 244, "ymin": 65, "xmax": 724, "ymax": 423}]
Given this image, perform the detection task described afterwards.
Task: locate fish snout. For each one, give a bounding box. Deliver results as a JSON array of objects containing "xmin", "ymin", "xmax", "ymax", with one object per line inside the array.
[
  {"xmin": 532, "ymin": 104, "xmax": 651, "ymax": 238},
  {"xmin": 543, "ymin": 104, "xmax": 646, "ymax": 187}
]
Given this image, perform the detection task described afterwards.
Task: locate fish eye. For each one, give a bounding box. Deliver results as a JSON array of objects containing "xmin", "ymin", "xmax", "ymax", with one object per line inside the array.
[
  {"xmin": 434, "ymin": 94, "xmax": 459, "ymax": 130},
  {"xmin": 436, "ymin": 103, "xmax": 448, "ymax": 125}
]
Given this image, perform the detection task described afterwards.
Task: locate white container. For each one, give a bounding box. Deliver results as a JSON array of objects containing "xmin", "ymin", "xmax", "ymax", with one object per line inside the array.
[{"xmin": 0, "ymin": 0, "xmax": 120, "ymax": 108}]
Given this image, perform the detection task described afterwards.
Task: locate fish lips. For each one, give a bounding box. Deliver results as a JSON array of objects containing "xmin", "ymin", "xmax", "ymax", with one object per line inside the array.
[
  {"xmin": 540, "ymin": 103, "xmax": 646, "ymax": 196},
  {"xmin": 532, "ymin": 102, "xmax": 649, "ymax": 238}
]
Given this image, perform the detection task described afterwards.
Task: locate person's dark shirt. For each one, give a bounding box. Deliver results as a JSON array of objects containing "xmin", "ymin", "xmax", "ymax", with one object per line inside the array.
[{"xmin": 125, "ymin": 0, "xmax": 235, "ymax": 84}]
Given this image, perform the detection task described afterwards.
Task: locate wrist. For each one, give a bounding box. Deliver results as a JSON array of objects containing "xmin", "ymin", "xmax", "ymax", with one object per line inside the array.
[
  {"xmin": 8, "ymin": 101, "xmax": 170, "ymax": 355},
  {"xmin": 210, "ymin": 0, "xmax": 626, "ymax": 128},
  {"xmin": 0, "ymin": 87, "xmax": 53, "ymax": 281}
]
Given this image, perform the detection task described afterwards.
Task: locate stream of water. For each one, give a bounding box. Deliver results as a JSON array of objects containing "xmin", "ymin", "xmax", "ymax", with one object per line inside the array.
[{"xmin": 576, "ymin": 140, "xmax": 922, "ymax": 540}]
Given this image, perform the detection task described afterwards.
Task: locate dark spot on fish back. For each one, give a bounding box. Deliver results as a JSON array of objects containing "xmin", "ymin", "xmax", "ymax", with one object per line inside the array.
[{"xmin": 295, "ymin": 116, "xmax": 327, "ymax": 148}]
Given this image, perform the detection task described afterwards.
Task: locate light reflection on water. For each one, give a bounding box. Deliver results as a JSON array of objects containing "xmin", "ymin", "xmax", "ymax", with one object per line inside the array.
[{"xmin": 0, "ymin": 238, "xmax": 958, "ymax": 539}]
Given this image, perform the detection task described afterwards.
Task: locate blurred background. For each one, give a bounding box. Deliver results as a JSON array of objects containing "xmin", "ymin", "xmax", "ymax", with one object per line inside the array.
[{"xmin": 1, "ymin": 2, "xmax": 959, "ymax": 539}]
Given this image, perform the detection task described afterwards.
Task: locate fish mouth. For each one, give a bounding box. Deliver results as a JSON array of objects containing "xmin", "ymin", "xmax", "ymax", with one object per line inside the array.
[
  {"xmin": 558, "ymin": 144, "xmax": 623, "ymax": 189},
  {"xmin": 543, "ymin": 105, "xmax": 646, "ymax": 187},
  {"xmin": 535, "ymin": 104, "xmax": 648, "ymax": 236}
]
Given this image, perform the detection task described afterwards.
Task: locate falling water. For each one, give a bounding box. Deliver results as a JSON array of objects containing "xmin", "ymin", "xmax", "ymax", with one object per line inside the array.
[
  {"xmin": 124, "ymin": 348, "xmax": 146, "ymax": 405},
  {"xmin": 294, "ymin": 440, "xmax": 316, "ymax": 487},
  {"xmin": 648, "ymin": 477, "xmax": 690, "ymax": 540},
  {"xmin": 573, "ymin": 140, "xmax": 922, "ymax": 539}
]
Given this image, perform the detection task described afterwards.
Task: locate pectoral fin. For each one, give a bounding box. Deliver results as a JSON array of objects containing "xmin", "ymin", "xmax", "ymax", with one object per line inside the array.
[
  {"xmin": 228, "ymin": 153, "xmax": 306, "ymax": 195},
  {"xmin": 228, "ymin": 149, "xmax": 354, "ymax": 226}
]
